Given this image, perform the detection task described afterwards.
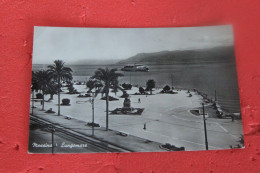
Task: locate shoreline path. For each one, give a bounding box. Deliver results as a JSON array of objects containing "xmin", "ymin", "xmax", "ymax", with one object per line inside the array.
[{"xmin": 30, "ymin": 85, "xmax": 244, "ymax": 151}]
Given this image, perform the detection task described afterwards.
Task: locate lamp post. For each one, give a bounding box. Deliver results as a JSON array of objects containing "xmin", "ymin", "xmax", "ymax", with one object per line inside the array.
[
  {"xmin": 76, "ymin": 91, "xmax": 97, "ymax": 136},
  {"xmin": 202, "ymin": 103, "xmax": 209, "ymax": 150},
  {"xmin": 91, "ymin": 92, "xmax": 95, "ymax": 136},
  {"xmin": 51, "ymin": 125, "xmax": 55, "ymax": 154}
]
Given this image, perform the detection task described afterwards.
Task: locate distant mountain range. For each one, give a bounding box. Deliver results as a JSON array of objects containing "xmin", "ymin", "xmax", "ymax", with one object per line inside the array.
[{"xmin": 117, "ymin": 46, "xmax": 235, "ymax": 65}]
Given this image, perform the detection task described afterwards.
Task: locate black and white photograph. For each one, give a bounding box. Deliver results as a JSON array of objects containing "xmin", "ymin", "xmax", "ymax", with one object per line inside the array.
[{"xmin": 28, "ymin": 26, "xmax": 244, "ymax": 153}]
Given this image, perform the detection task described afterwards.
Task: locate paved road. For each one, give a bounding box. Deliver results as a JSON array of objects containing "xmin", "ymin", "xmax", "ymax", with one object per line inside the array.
[
  {"xmin": 107, "ymin": 106, "xmax": 243, "ymax": 150},
  {"xmin": 28, "ymin": 118, "xmax": 130, "ymax": 153}
]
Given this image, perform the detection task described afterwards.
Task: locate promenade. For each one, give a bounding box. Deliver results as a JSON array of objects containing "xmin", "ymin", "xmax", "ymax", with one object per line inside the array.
[
  {"xmin": 29, "ymin": 85, "xmax": 244, "ymax": 152},
  {"xmin": 29, "ymin": 108, "xmax": 166, "ymax": 153}
]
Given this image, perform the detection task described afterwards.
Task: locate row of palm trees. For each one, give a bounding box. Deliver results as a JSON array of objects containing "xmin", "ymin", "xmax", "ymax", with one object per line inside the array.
[
  {"xmin": 31, "ymin": 60, "xmax": 124, "ymax": 131},
  {"xmin": 31, "ymin": 60, "xmax": 73, "ymax": 116}
]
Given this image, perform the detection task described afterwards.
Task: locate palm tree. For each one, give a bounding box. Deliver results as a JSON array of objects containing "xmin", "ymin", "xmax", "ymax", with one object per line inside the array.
[
  {"xmin": 91, "ymin": 68, "xmax": 123, "ymax": 130},
  {"xmin": 46, "ymin": 81, "xmax": 58, "ymax": 101},
  {"xmin": 34, "ymin": 70, "xmax": 52, "ymax": 110},
  {"xmin": 146, "ymin": 79, "xmax": 156, "ymax": 95},
  {"xmin": 48, "ymin": 60, "xmax": 73, "ymax": 116},
  {"xmin": 111, "ymin": 80, "xmax": 119, "ymax": 96},
  {"xmin": 86, "ymin": 79, "xmax": 103, "ymax": 93},
  {"xmin": 31, "ymin": 71, "xmax": 39, "ymax": 93},
  {"xmin": 31, "ymin": 71, "xmax": 39, "ymax": 115}
]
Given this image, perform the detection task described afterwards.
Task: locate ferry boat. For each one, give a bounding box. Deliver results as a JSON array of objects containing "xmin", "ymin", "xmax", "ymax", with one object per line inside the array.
[{"xmin": 121, "ymin": 64, "xmax": 149, "ymax": 72}]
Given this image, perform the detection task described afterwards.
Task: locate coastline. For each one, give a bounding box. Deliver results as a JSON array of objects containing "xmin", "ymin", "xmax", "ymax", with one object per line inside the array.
[{"xmin": 32, "ymin": 62, "xmax": 241, "ymax": 113}]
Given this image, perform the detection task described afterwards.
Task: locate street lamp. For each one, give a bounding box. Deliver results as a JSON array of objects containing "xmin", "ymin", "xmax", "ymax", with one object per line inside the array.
[
  {"xmin": 91, "ymin": 92, "xmax": 95, "ymax": 136},
  {"xmin": 76, "ymin": 91, "xmax": 97, "ymax": 136},
  {"xmin": 202, "ymin": 103, "xmax": 209, "ymax": 150},
  {"xmin": 51, "ymin": 125, "xmax": 55, "ymax": 154}
]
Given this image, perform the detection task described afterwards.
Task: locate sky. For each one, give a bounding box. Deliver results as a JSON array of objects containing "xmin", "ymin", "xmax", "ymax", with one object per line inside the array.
[{"xmin": 32, "ymin": 25, "xmax": 234, "ymax": 64}]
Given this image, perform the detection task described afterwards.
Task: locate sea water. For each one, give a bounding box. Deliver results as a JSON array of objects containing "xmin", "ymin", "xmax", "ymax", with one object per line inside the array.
[{"xmin": 32, "ymin": 63, "xmax": 241, "ymax": 113}]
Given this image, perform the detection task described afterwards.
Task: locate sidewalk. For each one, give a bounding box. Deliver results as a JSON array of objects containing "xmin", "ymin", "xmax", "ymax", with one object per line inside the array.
[{"xmin": 29, "ymin": 108, "xmax": 167, "ymax": 153}]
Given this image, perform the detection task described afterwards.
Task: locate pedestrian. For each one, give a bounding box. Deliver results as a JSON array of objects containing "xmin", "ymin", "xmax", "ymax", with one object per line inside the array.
[{"xmin": 143, "ymin": 123, "xmax": 146, "ymax": 130}]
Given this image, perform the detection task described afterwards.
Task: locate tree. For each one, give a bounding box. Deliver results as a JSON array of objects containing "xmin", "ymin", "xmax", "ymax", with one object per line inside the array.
[
  {"xmin": 163, "ymin": 85, "xmax": 171, "ymax": 92},
  {"xmin": 31, "ymin": 71, "xmax": 39, "ymax": 95},
  {"xmin": 31, "ymin": 71, "xmax": 39, "ymax": 115},
  {"xmin": 86, "ymin": 80, "xmax": 95, "ymax": 92},
  {"xmin": 34, "ymin": 70, "xmax": 52, "ymax": 110},
  {"xmin": 122, "ymin": 83, "xmax": 132, "ymax": 90},
  {"xmin": 86, "ymin": 79, "xmax": 103, "ymax": 93},
  {"xmin": 45, "ymin": 81, "xmax": 58, "ymax": 101},
  {"xmin": 48, "ymin": 60, "xmax": 73, "ymax": 116},
  {"xmin": 146, "ymin": 79, "xmax": 156, "ymax": 94},
  {"xmin": 67, "ymin": 82, "xmax": 78, "ymax": 94},
  {"xmin": 111, "ymin": 80, "xmax": 119, "ymax": 96},
  {"xmin": 91, "ymin": 68, "xmax": 123, "ymax": 130},
  {"xmin": 31, "ymin": 71, "xmax": 38, "ymax": 91},
  {"xmin": 139, "ymin": 87, "xmax": 145, "ymax": 94}
]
